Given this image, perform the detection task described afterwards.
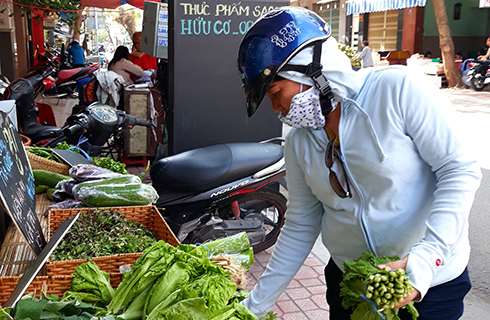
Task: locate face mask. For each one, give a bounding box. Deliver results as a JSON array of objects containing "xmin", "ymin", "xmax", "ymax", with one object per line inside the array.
[{"xmin": 278, "ymin": 86, "xmax": 328, "ymax": 129}]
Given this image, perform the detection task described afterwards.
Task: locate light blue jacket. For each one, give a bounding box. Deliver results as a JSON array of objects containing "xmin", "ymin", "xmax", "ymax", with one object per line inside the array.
[{"xmin": 243, "ymin": 66, "xmax": 481, "ymax": 318}]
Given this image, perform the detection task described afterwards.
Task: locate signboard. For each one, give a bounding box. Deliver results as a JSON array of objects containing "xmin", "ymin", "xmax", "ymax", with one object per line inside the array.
[
  {"xmin": 0, "ymin": 112, "xmax": 46, "ymax": 255},
  {"xmin": 480, "ymin": 0, "xmax": 490, "ymax": 7},
  {"xmin": 168, "ymin": 0, "xmax": 287, "ymax": 154}
]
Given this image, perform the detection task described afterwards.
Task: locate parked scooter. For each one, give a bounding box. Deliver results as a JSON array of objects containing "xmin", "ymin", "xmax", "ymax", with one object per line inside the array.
[
  {"xmin": 466, "ymin": 59, "xmax": 490, "ymax": 91},
  {"xmin": 27, "ymin": 44, "xmax": 99, "ymax": 98},
  {"xmin": 43, "ymin": 103, "xmax": 287, "ymax": 253}
]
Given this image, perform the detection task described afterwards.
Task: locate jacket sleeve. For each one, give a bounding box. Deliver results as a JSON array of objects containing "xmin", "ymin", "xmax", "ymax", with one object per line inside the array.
[
  {"xmin": 241, "ymin": 132, "xmax": 324, "ymax": 318},
  {"xmin": 397, "ymin": 71, "xmax": 481, "ymax": 299},
  {"xmin": 121, "ymin": 59, "xmax": 144, "ymax": 78}
]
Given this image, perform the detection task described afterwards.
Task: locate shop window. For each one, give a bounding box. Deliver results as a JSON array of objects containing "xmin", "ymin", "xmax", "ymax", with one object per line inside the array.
[{"xmin": 454, "ymin": 3, "xmax": 462, "ymax": 20}]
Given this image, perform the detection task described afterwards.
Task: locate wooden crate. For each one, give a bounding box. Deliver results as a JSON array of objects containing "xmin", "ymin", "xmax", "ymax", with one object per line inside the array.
[
  {"xmin": 46, "ymin": 206, "xmax": 179, "ymax": 276},
  {"xmin": 0, "ymin": 274, "xmax": 123, "ymax": 307}
]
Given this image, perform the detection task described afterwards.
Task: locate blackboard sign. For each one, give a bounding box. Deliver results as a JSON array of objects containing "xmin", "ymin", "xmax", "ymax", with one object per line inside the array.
[
  {"xmin": 0, "ymin": 112, "xmax": 46, "ymax": 255},
  {"xmin": 168, "ymin": 0, "xmax": 288, "ymax": 154}
]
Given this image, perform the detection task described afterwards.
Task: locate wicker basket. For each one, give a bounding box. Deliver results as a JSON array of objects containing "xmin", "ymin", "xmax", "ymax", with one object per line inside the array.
[
  {"xmin": 46, "ymin": 206, "xmax": 179, "ymax": 276},
  {"xmin": 0, "ymin": 274, "xmax": 123, "ymax": 306},
  {"xmin": 25, "ymin": 147, "xmax": 70, "ymax": 175}
]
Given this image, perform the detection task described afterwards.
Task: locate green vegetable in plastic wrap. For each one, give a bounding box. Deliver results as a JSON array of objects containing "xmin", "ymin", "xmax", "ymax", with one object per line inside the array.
[
  {"xmin": 204, "ymin": 232, "xmax": 251, "ymax": 256},
  {"xmin": 74, "ymin": 183, "xmax": 159, "ymax": 207}
]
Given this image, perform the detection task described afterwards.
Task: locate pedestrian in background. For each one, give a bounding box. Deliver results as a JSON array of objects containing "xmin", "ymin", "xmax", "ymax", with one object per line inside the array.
[
  {"xmin": 237, "ymin": 7, "xmax": 481, "ymax": 320},
  {"xmin": 356, "ymin": 40, "xmax": 374, "ymax": 68},
  {"xmin": 67, "ymin": 40, "xmax": 86, "ymax": 68}
]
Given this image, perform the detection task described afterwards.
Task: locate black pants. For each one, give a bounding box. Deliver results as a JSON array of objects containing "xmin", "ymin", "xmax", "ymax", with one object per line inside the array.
[{"xmin": 325, "ymin": 259, "xmax": 471, "ymax": 320}]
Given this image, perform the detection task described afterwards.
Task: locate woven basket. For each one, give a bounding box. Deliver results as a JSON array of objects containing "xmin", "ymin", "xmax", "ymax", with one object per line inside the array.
[
  {"xmin": 0, "ymin": 274, "xmax": 123, "ymax": 306},
  {"xmin": 46, "ymin": 206, "xmax": 179, "ymax": 276},
  {"xmin": 25, "ymin": 147, "xmax": 70, "ymax": 175}
]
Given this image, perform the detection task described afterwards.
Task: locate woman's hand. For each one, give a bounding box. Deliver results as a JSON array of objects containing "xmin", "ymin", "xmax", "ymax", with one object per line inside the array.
[{"xmin": 377, "ymin": 255, "xmax": 420, "ymax": 309}]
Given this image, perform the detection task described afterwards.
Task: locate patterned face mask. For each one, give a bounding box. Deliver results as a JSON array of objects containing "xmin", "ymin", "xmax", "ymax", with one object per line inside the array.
[{"xmin": 278, "ymin": 86, "xmax": 329, "ymax": 129}]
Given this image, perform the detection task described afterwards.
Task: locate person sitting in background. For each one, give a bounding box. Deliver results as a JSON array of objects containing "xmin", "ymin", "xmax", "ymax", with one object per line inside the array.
[
  {"xmin": 424, "ymin": 51, "xmax": 432, "ymax": 59},
  {"xmin": 130, "ymin": 32, "xmax": 158, "ymax": 70},
  {"xmin": 477, "ymin": 36, "xmax": 490, "ymax": 62},
  {"xmin": 67, "ymin": 40, "xmax": 86, "ymax": 68},
  {"xmin": 108, "ymin": 46, "xmax": 144, "ymax": 85}
]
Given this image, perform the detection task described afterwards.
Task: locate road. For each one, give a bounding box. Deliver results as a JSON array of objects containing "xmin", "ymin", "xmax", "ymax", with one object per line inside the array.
[{"xmin": 443, "ymin": 88, "xmax": 490, "ymax": 318}]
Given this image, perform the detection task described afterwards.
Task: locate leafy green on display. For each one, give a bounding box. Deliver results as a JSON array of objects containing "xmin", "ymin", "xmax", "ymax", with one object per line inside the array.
[
  {"xmin": 2, "ymin": 234, "xmax": 279, "ymax": 320},
  {"xmin": 50, "ymin": 209, "xmax": 158, "ymax": 261},
  {"xmin": 69, "ymin": 261, "xmax": 115, "ymax": 305},
  {"xmin": 91, "ymin": 157, "xmax": 129, "ymax": 174},
  {"xmin": 340, "ymin": 252, "xmax": 419, "ymax": 320}
]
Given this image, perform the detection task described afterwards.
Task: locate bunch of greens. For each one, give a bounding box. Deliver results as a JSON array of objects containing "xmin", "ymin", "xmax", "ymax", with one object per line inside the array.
[
  {"xmin": 50, "ymin": 209, "xmax": 158, "ymax": 261},
  {"xmin": 0, "ymin": 292, "xmax": 110, "ymax": 320},
  {"xmin": 68, "ymin": 261, "xmax": 115, "ymax": 305},
  {"xmin": 28, "ymin": 143, "xmax": 80, "ymax": 164},
  {"xmin": 340, "ymin": 252, "xmax": 419, "ymax": 320},
  {"xmin": 91, "ymin": 157, "xmax": 129, "ymax": 175},
  {"xmin": 54, "ymin": 142, "xmax": 80, "ymax": 153},
  {"xmin": 28, "ymin": 147, "xmax": 65, "ymax": 164},
  {"xmin": 60, "ymin": 234, "xmax": 275, "ymax": 319},
  {"xmin": 338, "ymin": 43, "xmax": 362, "ymax": 67}
]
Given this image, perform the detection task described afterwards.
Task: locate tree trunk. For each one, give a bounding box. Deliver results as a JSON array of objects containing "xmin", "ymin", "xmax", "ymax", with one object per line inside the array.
[
  {"xmin": 71, "ymin": 7, "xmax": 84, "ymax": 41},
  {"xmin": 432, "ymin": 0, "xmax": 463, "ymax": 88}
]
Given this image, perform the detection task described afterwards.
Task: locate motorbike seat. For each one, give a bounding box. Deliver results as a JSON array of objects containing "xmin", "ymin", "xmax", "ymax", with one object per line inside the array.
[
  {"xmin": 150, "ymin": 142, "xmax": 283, "ymax": 193},
  {"xmin": 57, "ymin": 67, "xmax": 94, "ymax": 83},
  {"xmin": 22, "ymin": 125, "xmax": 60, "ymax": 144}
]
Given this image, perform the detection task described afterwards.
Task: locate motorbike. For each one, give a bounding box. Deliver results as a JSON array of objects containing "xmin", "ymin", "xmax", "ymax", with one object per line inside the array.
[
  {"xmin": 466, "ymin": 59, "xmax": 490, "ymax": 91},
  {"xmin": 27, "ymin": 44, "xmax": 99, "ymax": 99},
  {"xmin": 41, "ymin": 103, "xmax": 287, "ymax": 253}
]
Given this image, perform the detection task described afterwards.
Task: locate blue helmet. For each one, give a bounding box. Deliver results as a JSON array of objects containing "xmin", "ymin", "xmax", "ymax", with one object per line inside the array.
[{"xmin": 238, "ymin": 7, "xmax": 331, "ymax": 117}]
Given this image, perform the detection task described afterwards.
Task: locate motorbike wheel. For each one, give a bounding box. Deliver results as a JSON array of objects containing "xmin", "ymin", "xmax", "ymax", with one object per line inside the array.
[
  {"xmin": 470, "ymin": 75, "xmax": 485, "ymax": 91},
  {"xmin": 218, "ymin": 187, "xmax": 287, "ymax": 253}
]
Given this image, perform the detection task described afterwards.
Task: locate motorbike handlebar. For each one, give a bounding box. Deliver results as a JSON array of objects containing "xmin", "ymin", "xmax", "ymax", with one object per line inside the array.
[
  {"xmin": 63, "ymin": 123, "xmax": 84, "ymax": 137},
  {"xmin": 125, "ymin": 114, "xmax": 154, "ymax": 128}
]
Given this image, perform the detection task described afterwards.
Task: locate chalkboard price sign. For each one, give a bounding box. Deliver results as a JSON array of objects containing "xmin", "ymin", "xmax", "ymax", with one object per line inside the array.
[{"xmin": 0, "ymin": 111, "xmax": 46, "ymax": 255}]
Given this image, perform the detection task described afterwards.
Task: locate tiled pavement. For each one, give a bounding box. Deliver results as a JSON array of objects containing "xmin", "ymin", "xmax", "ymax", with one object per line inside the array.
[{"xmin": 245, "ymin": 247, "xmax": 330, "ymax": 319}]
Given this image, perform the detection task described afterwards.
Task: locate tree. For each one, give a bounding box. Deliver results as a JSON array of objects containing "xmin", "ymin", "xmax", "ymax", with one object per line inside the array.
[
  {"xmin": 112, "ymin": 7, "xmax": 140, "ymax": 40},
  {"xmin": 13, "ymin": 0, "xmax": 80, "ymax": 26},
  {"xmin": 432, "ymin": 0, "xmax": 464, "ymax": 88}
]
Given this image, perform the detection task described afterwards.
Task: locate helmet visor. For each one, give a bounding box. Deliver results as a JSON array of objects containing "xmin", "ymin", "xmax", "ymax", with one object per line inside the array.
[{"xmin": 243, "ymin": 64, "xmax": 278, "ymax": 117}]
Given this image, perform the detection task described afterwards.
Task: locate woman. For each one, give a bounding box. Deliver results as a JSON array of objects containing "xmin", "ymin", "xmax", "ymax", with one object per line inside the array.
[
  {"xmin": 237, "ymin": 7, "xmax": 481, "ymax": 320},
  {"xmin": 108, "ymin": 46, "xmax": 144, "ymax": 85}
]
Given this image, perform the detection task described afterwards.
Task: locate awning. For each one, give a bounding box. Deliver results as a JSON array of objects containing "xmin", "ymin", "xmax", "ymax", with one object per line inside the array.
[
  {"xmin": 80, "ymin": 0, "xmax": 159, "ymax": 9},
  {"xmin": 346, "ymin": 0, "xmax": 426, "ymax": 15}
]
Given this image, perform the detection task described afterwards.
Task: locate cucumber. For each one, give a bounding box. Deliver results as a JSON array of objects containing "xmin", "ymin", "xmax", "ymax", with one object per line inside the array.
[
  {"xmin": 74, "ymin": 183, "xmax": 159, "ymax": 207},
  {"xmin": 33, "ymin": 170, "xmax": 70, "ymax": 188},
  {"xmin": 46, "ymin": 188, "xmax": 56, "ymax": 201},
  {"xmin": 35, "ymin": 185, "xmax": 49, "ymax": 194},
  {"xmin": 72, "ymin": 175, "xmax": 142, "ymax": 198}
]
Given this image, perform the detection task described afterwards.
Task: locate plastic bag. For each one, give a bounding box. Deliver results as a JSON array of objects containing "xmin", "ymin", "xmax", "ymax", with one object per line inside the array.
[
  {"xmin": 73, "ymin": 183, "xmax": 159, "ymax": 207},
  {"xmin": 69, "ymin": 164, "xmax": 122, "ymax": 182},
  {"xmin": 55, "ymin": 179, "xmax": 79, "ymax": 196}
]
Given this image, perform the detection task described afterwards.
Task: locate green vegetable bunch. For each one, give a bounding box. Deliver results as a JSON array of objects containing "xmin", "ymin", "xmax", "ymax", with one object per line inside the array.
[
  {"xmin": 54, "ymin": 142, "xmax": 80, "ymax": 153},
  {"xmin": 365, "ymin": 266, "xmax": 412, "ymax": 312},
  {"xmin": 338, "ymin": 43, "xmax": 362, "ymax": 67},
  {"xmin": 50, "ymin": 209, "xmax": 158, "ymax": 261},
  {"xmin": 28, "ymin": 147, "xmax": 64, "ymax": 164},
  {"xmin": 340, "ymin": 252, "xmax": 419, "ymax": 320},
  {"xmin": 91, "ymin": 157, "xmax": 129, "ymax": 174}
]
